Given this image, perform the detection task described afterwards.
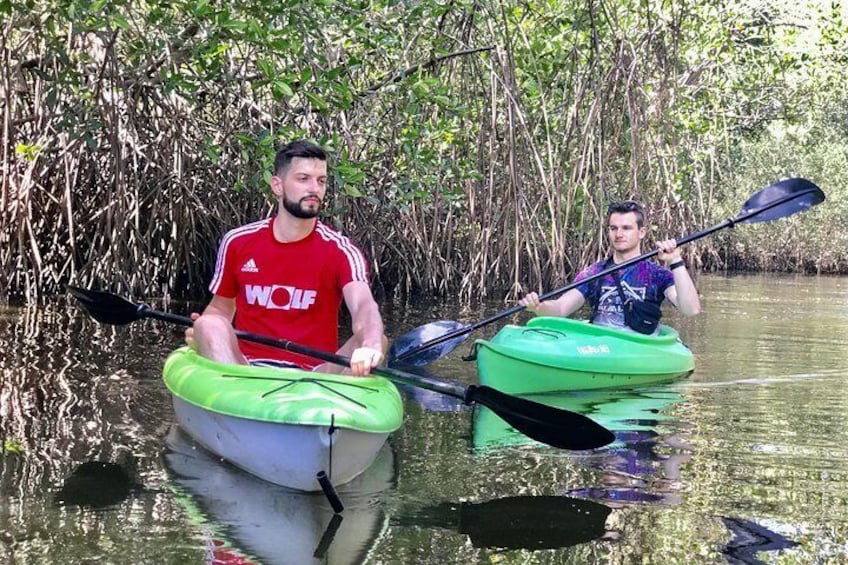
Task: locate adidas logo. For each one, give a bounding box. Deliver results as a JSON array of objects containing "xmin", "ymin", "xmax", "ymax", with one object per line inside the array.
[{"xmin": 241, "ymin": 259, "xmax": 259, "ymax": 273}]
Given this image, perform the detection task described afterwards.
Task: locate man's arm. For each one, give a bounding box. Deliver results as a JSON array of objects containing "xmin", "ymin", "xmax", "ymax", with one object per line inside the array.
[
  {"xmin": 342, "ymin": 281, "xmax": 386, "ymax": 375},
  {"xmin": 657, "ymin": 238, "xmax": 701, "ymax": 316},
  {"xmin": 664, "ymin": 268, "xmax": 700, "ymax": 315},
  {"xmin": 202, "ymin": 294, "xmax": 237, "ymax": 320},
  {"xmin": 519, "ymin": 288, "xmax": 586, "ymax": 317}
]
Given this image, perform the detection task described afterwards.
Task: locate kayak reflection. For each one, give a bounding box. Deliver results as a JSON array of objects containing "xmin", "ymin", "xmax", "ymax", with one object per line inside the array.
[
  {"xmin": 396, "ymin": 382, "xmax": 468, "ymax": 412},
  {"xmin": 396, "ymin": 495, "xmax": 613, "ymax": 550},
  {"xmin": 388, "ymin": 361, "xmax": 468, "ymax": 412},
  {"xmin": 474, "ymin": 388, "xmax": 691, "ymax": 505},
  {"xmin": 163, "ymin": 426, "xmax": 396, "ymax": 565},
  {"xmin": 473, "ymin": 387, "xmax": 684, "ymax": 450}
]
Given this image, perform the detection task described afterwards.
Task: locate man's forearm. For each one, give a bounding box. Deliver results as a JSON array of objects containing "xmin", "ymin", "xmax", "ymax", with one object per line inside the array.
[{"xmin": 671, "ymin": 268, "xmax": 701, "ymax": 315}]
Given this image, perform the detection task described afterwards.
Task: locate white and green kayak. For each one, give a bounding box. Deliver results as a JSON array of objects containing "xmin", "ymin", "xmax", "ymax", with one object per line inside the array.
[
  {"xmin": 475, "ymin": 317, "xmax": 694, "ymax": 394},
  {"xmin": 162, "ymin": 347, "xmax": 404, "ymax": 491}
]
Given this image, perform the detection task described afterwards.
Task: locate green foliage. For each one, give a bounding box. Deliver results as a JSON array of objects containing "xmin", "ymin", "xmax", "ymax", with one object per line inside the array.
[
  {"xmin": 2, "ymin": 0, "xmax": 847, "ymax": 300},
  {"xmin": 2, "ymin": 438, "xmax": 24, "ymax": 453},
  {"xmin": 719, "ymin": 112, "xmax": 848, "ymax": 272},
  {"xmin": 15, "ymin": 143, "xmax": 41, "ymax": 161}
]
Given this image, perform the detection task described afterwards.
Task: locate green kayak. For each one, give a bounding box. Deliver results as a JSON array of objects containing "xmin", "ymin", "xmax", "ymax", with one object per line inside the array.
[
  {"xmin": 162, "ymin": 347, "xmax": 403, "ymax": 491},
  {"xmin": 475, "ymin": 317, "xmax": 694, "ymax": 394}
]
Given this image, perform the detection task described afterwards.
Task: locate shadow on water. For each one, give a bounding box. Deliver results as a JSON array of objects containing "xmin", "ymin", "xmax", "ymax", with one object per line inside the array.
[
  {"xmin": 720, "ymin": 516, "xmax": 800, "ymax": 565},
  {"xmin": 54, "ymin": 459, "xmax": 142, "ymax": 509},
  {"xmin": 162, "ymin": 426, "xmax": 396, "ymax": 565},
  {"xmin": 469, "ymin": 385, "xmax": 803, "ymax": 562}
]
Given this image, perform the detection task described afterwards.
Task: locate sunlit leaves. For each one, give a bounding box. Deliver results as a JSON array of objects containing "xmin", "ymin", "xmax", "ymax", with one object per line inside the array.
[
  {"xmin": 1, "ymin": 438, "xmax": 24, "ymax": 453},
  {"xmin": 4, "ymin": 0, "xmax": 847, "ymax": 299},
  {"xmin": 334, "ymin": 162, "xmax": 367, "ymax": 197},
  {"xmin": 15, "ymin": 143, "xmax": 41, "ymax": 161}
]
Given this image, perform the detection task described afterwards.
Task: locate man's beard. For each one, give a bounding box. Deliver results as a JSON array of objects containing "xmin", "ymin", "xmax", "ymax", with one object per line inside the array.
[{"xmin": 283, "ymin": 195, "xmax": 321, "ymax": 219}]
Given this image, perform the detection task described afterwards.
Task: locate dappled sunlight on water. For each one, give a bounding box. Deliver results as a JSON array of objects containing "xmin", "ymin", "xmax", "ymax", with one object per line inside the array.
[{"xmin": 1, "ymin": 274, "xmax": 848, "ymax": 563}]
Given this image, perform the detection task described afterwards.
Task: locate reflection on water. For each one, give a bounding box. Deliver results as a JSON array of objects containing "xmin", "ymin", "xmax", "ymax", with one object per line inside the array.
[
  {"xmin": 2, "ymin": 274, "xmax": 848, "ymax": 563},
  {"xmin": 677, "ymin": 274, "xmax": 848, "ymax": 382},
  {"xmin": 396, "ymin": 382, "xmax": 467, "ymax": 412},
  {"xmin": 164, "ymin": 426, "xmax": 395, "ymax": 565},
  {"xmin": 0, "ymin": 299, "xmax": 200, "ymax": 563},
  {"xmin": 395, "ymin": 495, "xmax": 613, "ymax": 550},
  {"xmin": 473, "ymin": 387, "xmax": 690, "ymax": 506},
  {"xmin": 54, "ymin": 460, "xmax": 141, "ymax": 509},
  {"xmin": 720, "ymin": 516, "xmax": 799, "ymax": 565}
]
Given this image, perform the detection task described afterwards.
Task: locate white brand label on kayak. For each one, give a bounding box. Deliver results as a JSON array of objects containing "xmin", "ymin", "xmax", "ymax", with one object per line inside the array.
[{"xmin": 577, "ymin": 345, "xmax": 610, "ymax": 355}]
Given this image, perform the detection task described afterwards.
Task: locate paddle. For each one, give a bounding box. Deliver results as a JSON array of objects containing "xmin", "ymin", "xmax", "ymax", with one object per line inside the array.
[
  {"xmin": 389, "ymin": 177, "xmax": 825, "ymax": 367},
  {"xmin": 66, "ymin": 286, "xmax": 615, "ymax": 450}
]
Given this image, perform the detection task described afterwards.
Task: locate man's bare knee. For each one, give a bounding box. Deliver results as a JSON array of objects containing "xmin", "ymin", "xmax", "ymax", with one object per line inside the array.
[{"xmin": 191, "ymin": 315, "xmax": 246, "ymax": 365}]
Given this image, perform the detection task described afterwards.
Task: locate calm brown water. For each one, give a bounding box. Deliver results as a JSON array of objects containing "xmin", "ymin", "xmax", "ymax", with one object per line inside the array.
[{"xmin": 1, "ymin": 273, "xmax": 847, "ymax": 564}]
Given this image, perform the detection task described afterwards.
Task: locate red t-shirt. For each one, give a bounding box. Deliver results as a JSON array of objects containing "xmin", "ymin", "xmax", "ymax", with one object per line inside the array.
[{"xmin": 209, "ymin": 218, "xmax": 369, "ymax": 368}]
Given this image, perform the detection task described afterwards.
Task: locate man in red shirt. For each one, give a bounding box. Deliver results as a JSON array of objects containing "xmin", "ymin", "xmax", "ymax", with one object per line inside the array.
[{"xmin": 185, "ymin": 140, "xmax": 385, "ymax": 376}]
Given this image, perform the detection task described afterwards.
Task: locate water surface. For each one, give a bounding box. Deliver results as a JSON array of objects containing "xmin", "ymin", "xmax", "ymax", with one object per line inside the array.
[{"xmin": 1, "ymin": 273, "xmax": 847, "ymax": 563}]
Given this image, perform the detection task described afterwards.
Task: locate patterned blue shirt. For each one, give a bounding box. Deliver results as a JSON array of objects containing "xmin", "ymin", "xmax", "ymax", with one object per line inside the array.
[{"xmin": 574, "ymin": 259, "xmax": 674, "ymax": 329}]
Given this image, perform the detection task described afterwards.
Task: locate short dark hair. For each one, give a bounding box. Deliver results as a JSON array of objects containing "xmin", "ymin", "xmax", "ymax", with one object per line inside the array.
[
  {"xmin": 274, "ymin": 140, "xmax": 327, "ymax": 175},
  {"xmin": 607, "ymin": 200, "xmax": 646, "ymax": 227}
]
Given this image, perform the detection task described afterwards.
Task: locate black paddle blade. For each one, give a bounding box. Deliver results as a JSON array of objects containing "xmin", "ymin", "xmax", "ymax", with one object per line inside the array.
[
  {"xmin": 66, "ymin": 285, "xmax": 143, "ymax": 326},
  {"xmin": 468, "ymin": 385, "xmax": 615, "ymax": 450},
  {"xmin": 740, "ymin": 178, "xmax": 825, "ymax": 224},
  {"xmin": 387, "ymin": 320, "xmax": 470, "ymax": 367}
]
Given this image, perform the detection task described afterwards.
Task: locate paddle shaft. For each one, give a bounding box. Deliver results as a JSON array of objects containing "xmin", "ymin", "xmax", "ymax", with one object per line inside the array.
[
  {"xmin": 68, "ymin": 285, "xmax": 618, "ymax": 448},
  {"xmin": 139, "ymin": 307, "xmax": 470, "ymax": 401},
  {"xmin": 394, "ymin": 186, "xmax": 820, "ymax": 360}
]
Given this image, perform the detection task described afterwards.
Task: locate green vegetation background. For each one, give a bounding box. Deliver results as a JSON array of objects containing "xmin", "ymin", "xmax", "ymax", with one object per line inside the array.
[{"xmin": 2, "ymin": 0, "xmax": 846, "ymax": 301}]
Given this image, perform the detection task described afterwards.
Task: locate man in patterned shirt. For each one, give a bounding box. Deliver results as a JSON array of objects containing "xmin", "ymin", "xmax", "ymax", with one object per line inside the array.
[{"xmin": 518, "ymin": 200, "xmax": 700, "ymax": 330}]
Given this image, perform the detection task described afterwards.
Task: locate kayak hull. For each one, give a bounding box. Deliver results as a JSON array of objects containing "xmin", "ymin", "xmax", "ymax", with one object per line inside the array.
[
  {"xmin": 475, "ymin": 317, "xmax": 694, "ymax": 394},
  {"xmin": 162, "ymin": 348, "xmax": 404, "ymax": 491}
]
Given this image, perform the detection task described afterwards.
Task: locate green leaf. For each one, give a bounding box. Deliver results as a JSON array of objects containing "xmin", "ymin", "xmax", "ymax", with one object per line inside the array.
[
  {"xmin": 272, "ymin": 80, "xmax": 294, "ymax": 98},
  {"xmin": 90, "ymin": 0, "xmax": 108, "ymax": 14},
  {"xmin": 304, "ymin": 92, "xmax": 328, "ymax": 111},
  {"xmin": 111, "ymin": 13, "xmax": 130, "ymax": 30},
  {"xmin": 335, "ymin": 162, "xmax": 365, "ymax": 183},
  {"xmin": 84, "ymin": 132, "xmax": 97, "ymax": 151},
  {"xmin": 343, "ymin": 185, "xmax": 364, "ymax": 197},
  {"xmin": 433, "ymin": 95, "xmax": 451, "ymax": 107},
  {"xmin": 15, "ymin": 143, "xmax": 41, "ymax": 161},
  {"xmin": 2, "ymin": 438, "xmax": 23, "ymax": 453},
  {"xmin": 256, "ymin": 59, "xmax": 275, "ymax": 78}
]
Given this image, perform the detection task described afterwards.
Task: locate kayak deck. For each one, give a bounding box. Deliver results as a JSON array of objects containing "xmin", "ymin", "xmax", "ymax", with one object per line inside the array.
[
  {"xmin": 163, "ymin": 347, "xmax": 403, "ymax": 433},
  {"xmin": 162, "ymin": 347, "xmax": 404, "ymax": 490},
  {"xmin": 475, "ymin": 317, "xmax": 694, "ymax": 394}
]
